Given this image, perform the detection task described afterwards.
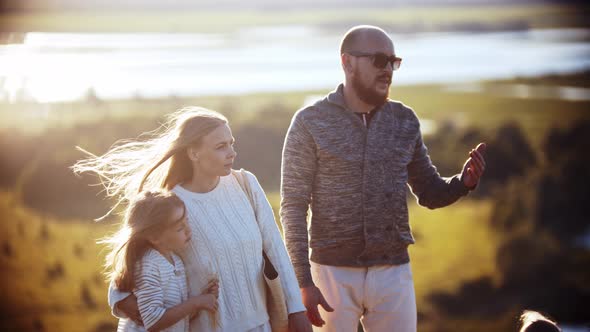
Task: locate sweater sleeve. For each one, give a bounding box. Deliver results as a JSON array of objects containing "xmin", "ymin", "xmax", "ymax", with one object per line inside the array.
[
  {"xmin": 108, "ymin": 280, "xmax": 132, "ymax": 319},
  {"xmin": 244, "ymin": 171, "xmax": 307, "ymax": 315},
  {"xmin": 407, "ymin": 129, "xmax": 470, "ymax": 209},
  {"xmin": 135, "ymin": 258, "xmax": 167, "ymax": 330},
  {"xmin": 279, "ymin": 111, "xmax": 317, "ymax": 288}
]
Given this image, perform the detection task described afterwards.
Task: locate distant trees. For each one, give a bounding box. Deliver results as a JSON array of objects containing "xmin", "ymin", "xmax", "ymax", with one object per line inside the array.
[
  {"xmin": 428, "ymin": 120, "xmax": 590, "ymax": 327},
  {"xmin": 424, "ymin": 121, "xmax": 537, "ymax": 197},
  {"xmin": 0, "ymin": 130, "xmax": 38, "ymax": 188},
  {"xmin": 491, "ymin": 121, "xmax": 590, "ymax": 241},
  {"xmin": 233, "ymin": 102, "xmax": 292, "ymax": 190},
  {"xmin": 536, "ymin": 122, "xmax": 590, "ymax": 241}
]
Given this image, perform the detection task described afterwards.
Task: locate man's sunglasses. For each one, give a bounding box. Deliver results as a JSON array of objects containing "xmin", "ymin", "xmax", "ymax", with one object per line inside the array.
[{"xmin": 348, "ymin": 52, "xmax": 402, "ymax": 70}]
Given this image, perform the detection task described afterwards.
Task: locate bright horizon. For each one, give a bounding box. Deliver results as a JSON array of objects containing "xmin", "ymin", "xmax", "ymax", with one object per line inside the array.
[{"xmin": 1, "ymin": 27, "xmax": 589, "ymax": 103}]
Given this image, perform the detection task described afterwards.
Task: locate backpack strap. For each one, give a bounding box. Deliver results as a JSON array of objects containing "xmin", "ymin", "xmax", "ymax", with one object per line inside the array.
[{"xmin": 232, "ymin": 168, "xmax": 256, "ymax": 219}]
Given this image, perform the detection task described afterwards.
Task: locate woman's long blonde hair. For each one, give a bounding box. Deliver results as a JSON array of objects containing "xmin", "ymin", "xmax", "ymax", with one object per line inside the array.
[
  {"xmin": 103, "ymin": 190, "xmax": 185, "ymax": 292},
  {"xmin": 72, "ymin": 107, "xmax": 227, "ymax": 218}
]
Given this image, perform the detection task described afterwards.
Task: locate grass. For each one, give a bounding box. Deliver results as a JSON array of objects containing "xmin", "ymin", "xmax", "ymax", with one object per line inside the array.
[
  {"xmin": 0, "ymin": 191, "xmax": 118, "ymax": 331},
  {"xmin": 0, "ymin": 4, "xmax": 588, "ymax": 33},
  {"xmin": 408, "ymin": 200, "xmax": 498, "ymax": 318}
]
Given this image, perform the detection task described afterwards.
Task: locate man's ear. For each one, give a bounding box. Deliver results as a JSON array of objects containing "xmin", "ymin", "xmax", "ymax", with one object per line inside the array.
[{"xmin": 342, "ymin": 53, "xmax": 354, "ymax": 74}]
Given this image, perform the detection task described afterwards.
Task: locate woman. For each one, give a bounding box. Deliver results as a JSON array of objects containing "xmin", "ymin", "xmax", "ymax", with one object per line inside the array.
[{"xmin": 74, "ymin": 107, "xmax": 311, "ymax": 332}]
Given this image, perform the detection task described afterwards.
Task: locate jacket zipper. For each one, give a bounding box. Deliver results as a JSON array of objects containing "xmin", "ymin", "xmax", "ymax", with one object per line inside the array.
[{"xmin": 360, "ymin": 114, "xmax": 369, "ymax": 261}]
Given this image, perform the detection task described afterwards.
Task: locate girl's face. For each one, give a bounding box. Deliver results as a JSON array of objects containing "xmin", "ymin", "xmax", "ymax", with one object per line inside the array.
[
  {"xmin": 190, "ymin": 123, "xmax": 236, "ymax": 178},
  {"xmin": 152, "ymin": 206, "xmax": 192, "ymax": 253}
]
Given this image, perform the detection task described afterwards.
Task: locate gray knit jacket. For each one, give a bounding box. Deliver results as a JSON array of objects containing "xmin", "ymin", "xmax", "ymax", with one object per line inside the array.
[{"xmin": 280, "ymin": 84, "xmax": 471, "ymax": 288}]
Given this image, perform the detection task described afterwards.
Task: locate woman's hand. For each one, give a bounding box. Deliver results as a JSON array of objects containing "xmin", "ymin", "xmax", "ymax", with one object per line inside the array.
[
  {"xmin": 116, "ymin": 294, "xmax": 143, "ymax": 326},
  {"xmin": 288, "ymin": 311, "xmax": 313, "ymax": 332}
]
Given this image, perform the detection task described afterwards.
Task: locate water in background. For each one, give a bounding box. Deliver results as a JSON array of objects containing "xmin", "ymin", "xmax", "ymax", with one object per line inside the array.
[{"xmin": 0, "ymin": 26, "xmax": 589, "ymax": 103}]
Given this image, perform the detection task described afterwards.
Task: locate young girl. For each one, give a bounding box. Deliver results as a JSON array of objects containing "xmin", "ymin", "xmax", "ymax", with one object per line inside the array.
[{"xmin": 104, "ymin": 190, "xmax": 218, "ymax": 332}]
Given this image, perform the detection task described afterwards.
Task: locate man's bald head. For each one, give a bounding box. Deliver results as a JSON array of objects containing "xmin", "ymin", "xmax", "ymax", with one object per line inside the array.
[{"xmin": 340, "ymin": 25, "xmax": 393, "ymax": 55}]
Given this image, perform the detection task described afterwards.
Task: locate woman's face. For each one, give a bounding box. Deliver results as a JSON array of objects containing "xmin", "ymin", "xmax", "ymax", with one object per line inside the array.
[{"xmin": 191, "ymin": 123, "xmax": 236, "ymax": 177}]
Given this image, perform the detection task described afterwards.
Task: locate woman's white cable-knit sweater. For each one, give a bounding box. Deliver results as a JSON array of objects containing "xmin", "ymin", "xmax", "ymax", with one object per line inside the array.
[{"xmin": 173, "ymin": 171, "xmax": 304, "ymax": 331}]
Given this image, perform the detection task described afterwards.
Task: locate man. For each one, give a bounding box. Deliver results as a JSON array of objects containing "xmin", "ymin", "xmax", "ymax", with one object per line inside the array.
[{"xmin": 280, "ymin": 25, "xmax": 486, "ymax": 332}]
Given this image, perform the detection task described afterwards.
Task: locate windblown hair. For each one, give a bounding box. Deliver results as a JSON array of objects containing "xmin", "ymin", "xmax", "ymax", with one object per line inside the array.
[
  {"xmin": 72, "ymin": 106, "xmax": 227, "ymax": 218},
  {"xmin": 102, "ymin": 190, "xmax": 185, "ymax": 292},
  {"xmin": 519, "ymin": 310, "xmax": 561, "ymax": 332}
]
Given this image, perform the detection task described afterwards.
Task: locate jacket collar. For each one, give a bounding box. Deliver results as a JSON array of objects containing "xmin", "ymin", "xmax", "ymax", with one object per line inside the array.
[{"xmin": 325, "ymin": 83, "xmax": 348, "ymax": 110}]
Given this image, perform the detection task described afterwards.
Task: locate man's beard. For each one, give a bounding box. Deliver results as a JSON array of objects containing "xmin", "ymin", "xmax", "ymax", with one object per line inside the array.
[{"xmin": 351, "ymin": 73, "xmax": 390, "ymax": 106}]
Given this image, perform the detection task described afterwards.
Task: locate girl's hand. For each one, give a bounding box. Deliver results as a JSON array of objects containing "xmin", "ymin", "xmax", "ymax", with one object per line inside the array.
[
  {"xmin": 203, "ymin": 279, "xmax": 219, "ymax": 298},
  {"xmin": 190, "ymin": 294, "xmax": 218, "ymax": 313}
]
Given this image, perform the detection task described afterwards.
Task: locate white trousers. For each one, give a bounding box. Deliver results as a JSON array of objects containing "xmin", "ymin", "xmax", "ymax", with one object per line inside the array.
[{"xmin": 310, "ymin": 262, "xmax": 417, "ymax": 332}]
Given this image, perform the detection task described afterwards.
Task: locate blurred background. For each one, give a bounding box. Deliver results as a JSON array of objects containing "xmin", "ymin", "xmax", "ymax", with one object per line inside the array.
[{"xmin": 0, "ymin": 0, "xmax": 589, "ymax": 331}]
